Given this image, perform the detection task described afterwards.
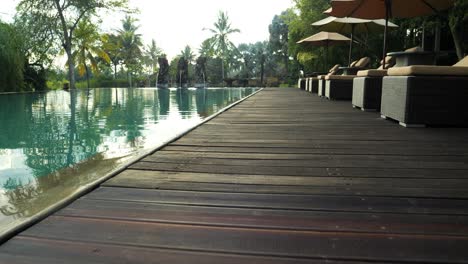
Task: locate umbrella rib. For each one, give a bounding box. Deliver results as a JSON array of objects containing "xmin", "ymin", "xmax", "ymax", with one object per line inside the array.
[
  {"xmin": 421, "ymin": 0, "xmax": 439, "ymax": 13},
  {"xmin": 348, "ymin": 0, "xmax": 366, "ymax": 18}
]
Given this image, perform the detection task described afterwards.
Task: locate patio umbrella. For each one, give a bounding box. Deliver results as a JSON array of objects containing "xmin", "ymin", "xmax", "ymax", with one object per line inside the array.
[
  {"xmin": 328, "ymin": 0, "xmax": 455, "ymax": 68},
  {"xmin": 312, "ymin": 16, "xmax": 398, "ymax": 66},
  {"xmin": 297, "ymin": 31, "xmax": 350, "ymax": 70}
]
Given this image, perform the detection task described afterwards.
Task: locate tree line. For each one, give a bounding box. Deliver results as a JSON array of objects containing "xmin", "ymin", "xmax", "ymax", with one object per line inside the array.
[{"xmin": 0, "ymin": 0, "xmax": 297, "ymax": 93}]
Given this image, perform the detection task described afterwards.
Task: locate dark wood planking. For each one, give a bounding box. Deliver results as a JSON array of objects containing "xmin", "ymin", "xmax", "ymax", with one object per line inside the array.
[
  {"xmin": 86, "ymin": 187, "xmax": 468, "ymax": 215},
  {"xmin": 105, "ymin": 180, "xmax": 468, "ymax": 199},
  {"xmin": 136, "ymin": 156, "xmax": 468, "ymax": 170},
  {"xmin": 163, "ymin": 145, "xmax": 468, "ymax": 156},
  {"xmin": 150, "ymin": 150, "xmax": 468, "ymax": 160},
  {"xmin": 104, "ymin": 170, "xmax": 468, "ymax": 190},
  {"xmin": 0, "ymin": 237, "xmax": 321, "ymax": 264},
  {"xmin": 18, "ymin": 216, "xmax": 468, "ymax": 263},
  {"xmin": 129, "ymin": 161, "xmax": 468, "ymax": 178},
  {"xmin": 57, "ymin": 198, "xmax": 468, "ymax": 236}
]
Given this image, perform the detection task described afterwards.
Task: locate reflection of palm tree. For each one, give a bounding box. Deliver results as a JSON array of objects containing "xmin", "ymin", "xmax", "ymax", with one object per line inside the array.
[
  {"xmin": 158, "ymin": 89, "xmax": 170, "ymax": 115},
  {"xmin": 205, "ymin": 11, "xmax": 240, "ymax": 80},
  {"xmin": 195, "ymin": 88, "xmax": 208, "ymax": 116},
  {"xmin": 176, "ymin": 89, "xmax": 190, "ymax": 117}
]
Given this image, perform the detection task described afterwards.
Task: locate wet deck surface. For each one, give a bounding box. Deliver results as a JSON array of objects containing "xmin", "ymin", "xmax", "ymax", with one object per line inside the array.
[{"xmin": 1, "ymin": 88, "xmax": 468, "ymax": 263}]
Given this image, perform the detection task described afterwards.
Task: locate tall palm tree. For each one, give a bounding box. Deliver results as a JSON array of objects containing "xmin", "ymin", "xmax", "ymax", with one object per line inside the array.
[
  {"xmin": 102, "ymin": 33, "xmax": 123, "ymax": 80},
  {"xmin": 73, "ymin": 19, "xmax": 110, "ymax": 89},
  {"xmin": 118, "ymin": 16, "xmax": 143, "ymax": 87},
  {"xmin": 181, "ymin": 45, "xmax": 195, "ymax": 63},
  {"xmin": 205, "ymin": 11, "xmax": 240, "ymax": 80},
  {"xmin": 145, "ymin": 39, "xmax": 162, "ymax": 74}
]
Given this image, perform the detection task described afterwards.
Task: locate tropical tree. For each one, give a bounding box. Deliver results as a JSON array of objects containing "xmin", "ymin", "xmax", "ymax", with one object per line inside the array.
[
  {"xmin": 102, "ymin": 33, "xmax": 123, "ymax": 79},
  {"xmin": 205, "ymin": 11, "xmax": 240, "ymax": 80},
  {"xmin": 0, "ymin": 22, "xmax": 25, "ymax": 92},
  {"xmin": 17, "ymin": 0, "xmax": 129, "ymax": 89},
  {"xmin": 118, "ymin": 16, "xmax": 143, "ymax": 87},
  {"xmin": 73, "ymin": 19, "xmax": 110, "ymax": 89},
  {"xmin": 14, "ymin": 11, "xmax": 58, "ymax": 90},
  {"xmin": 449, "ymin": 0, "xmax": 468, "ymax": 60},
  {"xmin": 144, "ymin": 39, "xmax": 162, "ymax": 74}
]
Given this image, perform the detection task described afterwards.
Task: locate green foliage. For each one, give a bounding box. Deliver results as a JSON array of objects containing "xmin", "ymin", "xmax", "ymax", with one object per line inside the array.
[
  {"xmin": 205, "ymin": 11, "xmax": 240, "ymax": 79},
  {"xmin": 143, "ymin": 39, "xmax": 162, "ymax": 74},
  {"xmin": 181, "ymin": 45, "xmax": 195, "ymax": 63},
  {"xmin": 17, "ymin": 0, "xmax": 130, "ymax": 89},
  {"xmin": 449, "ymin": 0, "xmax": 468, "ymax": 59},
  {"xmin": 73, "ymin": 19, "xmax": 110, "ymax": 89},
  {"xmin": 118, "ymin": 16, "xmax": 144, "ymax": 86},
  {"xmin": 0, "ymin": 22, "xmax": 25, "ymax": 93}
]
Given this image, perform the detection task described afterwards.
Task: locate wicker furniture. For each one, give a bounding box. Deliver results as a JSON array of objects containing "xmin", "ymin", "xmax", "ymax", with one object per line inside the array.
[
  {"xmin": 298, "ymin": 78, "xmax": 306, "ymax": 90},
  {"xmin": 380, "ymin": 56, "xmax": 468, "ymax": 127},
  {"xmin": 352, "ymin": 56, "xmax": 396, "ymax": 111},
  {"xmin": 310, "ymin": 64, "xmax": 341, "ymax": 95},
  {"xmin": 324, "ymin": 57, "xmax": 371, "ymax": 100}
]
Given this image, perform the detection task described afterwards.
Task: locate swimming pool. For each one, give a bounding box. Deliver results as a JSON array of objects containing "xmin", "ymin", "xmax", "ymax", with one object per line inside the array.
[{"xmin": 0, "ymin": 87, "xmax": 258, "ymax": 237}]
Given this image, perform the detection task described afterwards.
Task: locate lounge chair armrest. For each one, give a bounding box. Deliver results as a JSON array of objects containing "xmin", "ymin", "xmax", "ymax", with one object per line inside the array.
[{"xmin": 339, "ymin": 67, "xmax": 367, "ymax": 75}]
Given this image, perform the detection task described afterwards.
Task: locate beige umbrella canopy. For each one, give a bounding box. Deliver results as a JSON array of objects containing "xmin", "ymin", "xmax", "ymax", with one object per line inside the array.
[
  {"xmin": 328, "ymin": 0, "xmax": 455, "ymax": 68},
  {"xmin": 312, "ymin": 16, "xmax": 398, "ymax": 65},
  {"xmin": 297, "ymin": 31, "xmax": 350, "ymax": 69}
]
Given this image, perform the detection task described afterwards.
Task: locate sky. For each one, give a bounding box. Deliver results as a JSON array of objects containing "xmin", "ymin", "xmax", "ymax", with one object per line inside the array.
[{"xmin": 1, "ymin": 0, "xmax": 293, "ymax": 60}]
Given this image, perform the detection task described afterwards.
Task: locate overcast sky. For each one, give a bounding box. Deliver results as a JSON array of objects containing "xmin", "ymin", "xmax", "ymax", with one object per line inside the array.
[{"xmin": 2, "ymin": 0, "xmax": 293, "ymax": 60}]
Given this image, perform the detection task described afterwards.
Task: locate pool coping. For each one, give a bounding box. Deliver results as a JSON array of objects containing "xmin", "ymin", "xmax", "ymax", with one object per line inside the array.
[{"xmin": 0, "ymin": 87, "xmax": 263, "ymax": 244}]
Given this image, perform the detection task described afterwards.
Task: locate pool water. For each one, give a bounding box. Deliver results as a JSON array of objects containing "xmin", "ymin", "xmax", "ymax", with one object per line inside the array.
[{"xmin": 0, "ymin": 87, "xmax": 257, "ymax": 237}]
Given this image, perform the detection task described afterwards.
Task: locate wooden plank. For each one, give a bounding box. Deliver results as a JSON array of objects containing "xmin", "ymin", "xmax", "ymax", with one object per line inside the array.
[
  {"xmin": 146, "ymin": 151, "xmax": 468, "ymax": 165},
  {"xmin": 128, "ymin": 161, "xmax": 468, "ymax": 178},
  {"xmin": 57, "ymin": 198, "xmax": 468, "ymax": 236},
  {"xmin": 119, "ymin": 181, "xmax": 468, "ymax": 199},
  {"xmin": 105, "ymin": 170, "xmax": 468, "ymax": 190},
  {"xmin": 154, "ymin": 149, "xmax": 468, "ymax": 159},
  {"xmin": 18, "ymin": 216, "xmax": 468, "ymax": 263},
  {"xmin": 0, "ymin": 236, "xmax": 320, "ymax": 264},
  {"xmin": 134, "ymin": 157, "xmax": 468, "ymax": 170},
  {"xmin": 86, "ymin": 187, "xmax": 468, "ymax": 215},
  {"xmin": 163, "ymin": 145, "xmax": 468, "ymax": 156}
]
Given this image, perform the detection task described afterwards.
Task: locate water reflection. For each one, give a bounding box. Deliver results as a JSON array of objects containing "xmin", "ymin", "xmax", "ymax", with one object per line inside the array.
[{"xmin": 0, "ymin": 87, "xmax": 257, "ymax": 236}]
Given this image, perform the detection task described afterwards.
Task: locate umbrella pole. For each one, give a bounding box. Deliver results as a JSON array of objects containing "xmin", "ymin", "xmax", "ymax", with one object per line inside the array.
[
  {"xmin": 348, "ymin": 24, "xmax": 355, "ymax": 67},
  {"xmin": 326, "ymin": 41, "xmax": 329, "ymax": 71},
  {"xmin": 382, "ymin": 0, "xmax": 391, "ymax": 70}
]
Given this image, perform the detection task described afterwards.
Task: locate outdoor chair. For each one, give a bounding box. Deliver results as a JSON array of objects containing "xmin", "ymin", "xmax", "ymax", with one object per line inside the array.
[
  {"xmin": 387, "ymin": 46, "xmax": 436, "ymax": 67},
  {"xmin": 308, "ymin": 64, "xmax": 341, "ymax": 94},
  {"xmin": 352, "ymin": 56, "xmax": 396, "ymax": 111},
  {"xmin": 298, "ymin": 78, "xmax": 306, "ymax": 90},
  {"xmin": 323, "ymin": 57, "xmax": 371, "ymax": 100},
  {"xmin": 380, "ymin": 56, "xmax": 468, "ymax": 127}
]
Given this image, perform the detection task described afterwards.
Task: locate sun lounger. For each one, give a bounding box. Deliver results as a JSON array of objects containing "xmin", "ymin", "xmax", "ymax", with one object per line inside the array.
[
  {"xmin": 324, "ymin": 57, "xmax": 371, "ymax": 100},
  {"xmin": 352, "ymin": 56, "xmax": 396, "ymax": 111},
  {"xmin": 387, "ymin": 46, "xmax": 436, "ymax": 67},
  {"xmin": 380, "ymin": 56, "xmax": 468, "ymax": 127},
  {"xmin": 309, "ymin": 64, "xmax": 341, "ymax": 95},
  {"xmin": 298, "ymin": 78, "xmax": 306, "ymax": 90}
]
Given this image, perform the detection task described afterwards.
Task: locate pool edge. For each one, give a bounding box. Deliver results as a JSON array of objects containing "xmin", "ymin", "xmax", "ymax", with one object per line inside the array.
[{"xmin": 0, "ymin": 87, "xmax": 264, "ymax": 245}]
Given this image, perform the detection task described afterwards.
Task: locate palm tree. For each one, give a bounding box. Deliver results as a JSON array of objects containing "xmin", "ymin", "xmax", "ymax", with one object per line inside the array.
[
  {"xmin": 205, "ymin": 11, "xmax": 240, "ymax": 80},
  {"xmin": 102, "ymin": 33, "xmax": 123, "ymax": 80},
  {"xmin": 181, "ymin": 45, "xmax": 195, "ymax": 63},
  {"xmin": 145, "ymin": 39, "xmax": 162, "ymax": 74},
  {"xmin": 118, "ymin": 16, "xmax": 143, "ymax": 87},
  {"xmin": 73, "ymin": 19, "xmax": 110, "ymax": 89}
]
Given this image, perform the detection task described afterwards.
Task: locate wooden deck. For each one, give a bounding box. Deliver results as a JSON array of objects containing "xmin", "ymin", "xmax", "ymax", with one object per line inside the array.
[{"xmin": 1, "ymin": 88, "xmax": 468, "ymax": 263}]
